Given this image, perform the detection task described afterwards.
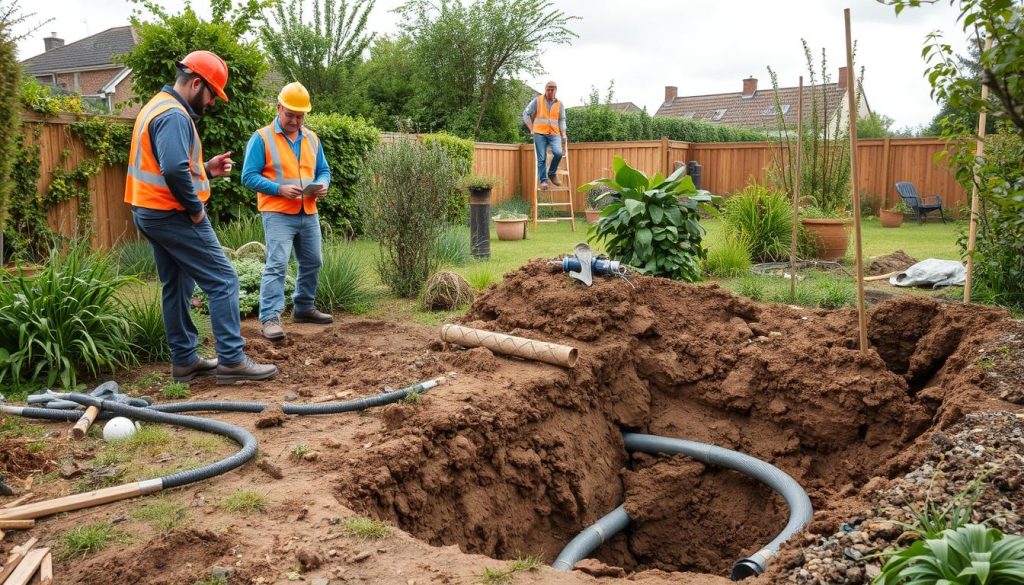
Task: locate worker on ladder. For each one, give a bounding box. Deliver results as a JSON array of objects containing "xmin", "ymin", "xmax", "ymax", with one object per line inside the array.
[{"xmin": 523, "ymin": 80, "xmax": 567, "ymax": 190}]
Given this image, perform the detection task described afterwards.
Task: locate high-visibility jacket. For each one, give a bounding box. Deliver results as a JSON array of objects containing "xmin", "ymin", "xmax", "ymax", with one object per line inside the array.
[
  {"xmin": 534, "ymin": 98, "xmax": 562, "ymax": 135},
  {"xmin": 125, "ymin": 91, "xmax": 210, "ymax": 210},
  {"xmin": 255, "ymin": 125, "xmax": 321, "ymax": 214}
]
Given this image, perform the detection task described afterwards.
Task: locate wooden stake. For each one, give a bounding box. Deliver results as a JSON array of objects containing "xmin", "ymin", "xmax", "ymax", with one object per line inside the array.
[
  {"xmin": 0, "ymin": 520, "xmax": 33, "ymax": 529},
  {"xmin": 791, "ymin": 76, "xmax": 804, "ymax": 302},
  {"xmin": 71, "ymin": 405, "xmax": 101, "ymax": 440},
  {"xmin": 0, "ymin": 537, "xmax": 38, "ymax": 583},
  {"xmin": 845, "ymin": 8, "xmax": 869, "ymax": 354},
  {"xmin": 0, "ymin": 482, "xmax": 160, "ymax": 521},
  {"xmin": 965, "ymin": 36, "xmax": 993, "ymax": 303},
  {"xmin": 38, "ymin": 552, "xmax": 52, "ymax": 585},
  {"xmin": 1, "ymin": 494, "xmax": 35, "ymax": 509},
  {"xmin": 3, "ymin": 546, "xmax": 48, "ymax": 585}
]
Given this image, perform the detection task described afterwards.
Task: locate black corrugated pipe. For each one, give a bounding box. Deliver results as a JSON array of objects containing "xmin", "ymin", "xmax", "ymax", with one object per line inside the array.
[{"xmin": 550, "ymin": 433, "xmax": 813, "ymax": 581}]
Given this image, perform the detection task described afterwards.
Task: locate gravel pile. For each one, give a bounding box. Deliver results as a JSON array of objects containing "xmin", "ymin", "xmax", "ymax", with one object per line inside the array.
[{"xmin": 776, "ymin": 411, "xmax": 1024, "ymax": 584}]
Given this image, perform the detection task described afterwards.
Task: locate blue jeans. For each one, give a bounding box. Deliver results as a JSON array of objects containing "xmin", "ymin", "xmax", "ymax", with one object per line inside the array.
[
  {"xmin": 259, "ymin": 211, "xmax": 322, "ymax": 323},
  {"xmin": 132, "ymin": 207, "xmax": 246, "ymax": 367},
  {"xmin": 534, "ymin": 133, "xmax": 563, "ymax": 182}
]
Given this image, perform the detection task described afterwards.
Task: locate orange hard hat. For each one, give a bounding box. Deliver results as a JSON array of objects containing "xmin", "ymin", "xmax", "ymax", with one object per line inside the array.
[
  {"xmin": 178, "ymin": 50, "xmax": 229, "ymax": 102},
  {"xmin": 278, "ymin": 81, "xmax": 312, "ymax": 113}
]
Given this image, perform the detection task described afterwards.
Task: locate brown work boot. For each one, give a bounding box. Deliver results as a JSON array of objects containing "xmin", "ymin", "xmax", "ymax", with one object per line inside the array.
[
  {"xmin": 216, "ymin": 357, "xmax": 278, "ymax": 385},
  {"xmin": 549, "ymin": 175, "xmax": 561, "ymax": 187},
  {"xmin": 171, "ymin": 357, "xmax": 218, "ymax": 382},
  {"xmin": 261, "ymin": 316, "xmax": 285, "ymax": 341},
  {"xmin": 540, "ymin": 180, "xmax": 550, "ymax": 191},
  {"xmin": 293, "ymin": 309, "xmax": 333, "ymax": 324}
]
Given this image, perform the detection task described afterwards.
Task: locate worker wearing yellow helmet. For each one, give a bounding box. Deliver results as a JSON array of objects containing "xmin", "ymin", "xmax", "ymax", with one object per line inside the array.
[{"xmin": 241, "ymin": 81, "xmax": 333, "ymax": 341}]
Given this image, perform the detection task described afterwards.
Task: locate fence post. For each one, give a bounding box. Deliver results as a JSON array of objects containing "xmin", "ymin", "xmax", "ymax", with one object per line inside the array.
[
  {"xmin": 881, "ymin": 137, "xmax": 892, "ymax": 208},
  {"xmin": 660, "ymin": 136, "xmax": 669, "ymax": 177}
]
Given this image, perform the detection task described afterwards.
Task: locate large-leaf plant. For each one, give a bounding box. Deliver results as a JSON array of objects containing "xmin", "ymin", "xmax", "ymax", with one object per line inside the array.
[
  {"xmin": 875, "ymin": 523, "xmax": 1024, "ymax": 585},
  {"xmin": 582, "ymin": 156, "xmax": 713, "ymax": 282}
]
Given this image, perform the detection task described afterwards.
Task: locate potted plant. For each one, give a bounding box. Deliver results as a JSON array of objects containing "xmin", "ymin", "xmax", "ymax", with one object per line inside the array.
[
  {"xmin": 492, "ymin": 211, "xmax": 528, "ymax": 241},
  {"xmin": 459, "ymin": 175, "xmax": 502, "ymax": 203},
  {"xmin": 584, "ymin": 184, "xmax": 615, "ymax": 223},
  {"xmin": 879, "ymin": 200, "xmax": 909, "ymax": 228}
]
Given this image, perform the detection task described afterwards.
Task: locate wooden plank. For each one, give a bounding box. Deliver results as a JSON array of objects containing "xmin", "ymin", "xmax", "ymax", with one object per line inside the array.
[
  {"xmin": 3, "ymin": 546, "xmax": 48, "ymax": 585},
  {"xmin": 0, "ymin": 538, "xmax": 38, "ymax": 583},
  {"xmin": 2, "ymin": 494, "xmax": 34, "ymax": 509},
  {"xmin": 0, "ymin": 482, "xmax": 158, "ymax": 521},
  {"xmin": 37, "ymin": 553, "xmax": 52, "ymax": 585}
]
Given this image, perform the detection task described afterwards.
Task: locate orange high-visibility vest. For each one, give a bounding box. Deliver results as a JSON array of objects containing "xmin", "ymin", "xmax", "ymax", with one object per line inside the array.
[
  {"xmin": 255, "ymin": 125, "xmax": 321, "ymax": 214},
  {"xmin": 534, "ymin": 98, "xmax": 561, "ymax": 135},
  {"xmin": 125, "ymin": 91, "xmax": 210, "ymax": 210}
]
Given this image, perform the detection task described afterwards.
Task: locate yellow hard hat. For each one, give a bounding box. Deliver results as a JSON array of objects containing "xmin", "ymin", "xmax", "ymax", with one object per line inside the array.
[{"xmin": 278, "ymin": 81, "xmax": 311, "ymax": 113}]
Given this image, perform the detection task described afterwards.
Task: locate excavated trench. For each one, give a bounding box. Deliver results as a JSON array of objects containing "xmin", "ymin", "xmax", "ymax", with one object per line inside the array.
[{"xmin": 335, "ymin": 261, "xmax": 1010, "ymax": 579}]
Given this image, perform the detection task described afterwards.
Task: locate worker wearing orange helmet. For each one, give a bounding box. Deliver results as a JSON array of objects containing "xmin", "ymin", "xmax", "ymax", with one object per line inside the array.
[
  {"xmin": 125, "ymin": 50, "xmax": 278, "ymax": 384},
  {"xmin": 241, "ymin": 81, "xmax": 333, "ymax": 342}
]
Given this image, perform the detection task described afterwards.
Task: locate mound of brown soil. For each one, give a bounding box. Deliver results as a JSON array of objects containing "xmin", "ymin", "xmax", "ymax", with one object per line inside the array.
[{"xmin": 868, "ymin": 250, "xmax": 918, "ymax": 276}]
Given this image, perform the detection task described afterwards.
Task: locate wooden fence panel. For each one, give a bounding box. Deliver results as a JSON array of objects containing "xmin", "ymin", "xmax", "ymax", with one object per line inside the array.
[
  {"xmin": 885, "ymin": 139, "xmax": 966, "ymax": 212},
  {"xmin": 471, "ymin": 142, "xmax": 520, "ymax": 205}
]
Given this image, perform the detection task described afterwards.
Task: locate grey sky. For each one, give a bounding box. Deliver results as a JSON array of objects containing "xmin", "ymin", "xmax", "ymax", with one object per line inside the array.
[{"xmin": 17, "ymin": 0, "xmax": 970, "ymax": 130}]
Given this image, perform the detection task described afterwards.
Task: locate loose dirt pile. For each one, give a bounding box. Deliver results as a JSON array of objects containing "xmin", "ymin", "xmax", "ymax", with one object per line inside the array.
[{"xmin": 867, "ymin": 250, "xmax": 918, "ymax": 276}]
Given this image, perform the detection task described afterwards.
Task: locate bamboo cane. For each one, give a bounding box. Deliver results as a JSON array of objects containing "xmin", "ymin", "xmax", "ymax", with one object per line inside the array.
[
  {"xmin": 790, "ymin": 76, "xmax": 804, "ymax": 302},
  {"xmin": 845, "ymin": 8, "xmax": 869, "ymax": 354},
  {"xmin": 440, "ymin": 324, "xmax": 578, "ymax": 368},
  {"xmin": 965, "ymin": 36, "xmax": 993, "ymax": 303}
]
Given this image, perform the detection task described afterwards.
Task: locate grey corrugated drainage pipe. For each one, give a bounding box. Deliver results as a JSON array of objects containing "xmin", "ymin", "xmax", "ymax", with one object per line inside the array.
[
  {"xmin": 551, "ymin": 433, "xmax": 813, "ymax": 581},
  {"xmin": 623, "ymin": 433, "xmax": 813, "ymax": 580}
]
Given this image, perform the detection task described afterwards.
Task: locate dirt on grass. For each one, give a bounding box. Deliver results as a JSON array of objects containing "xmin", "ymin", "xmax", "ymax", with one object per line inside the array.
[{"xmin": 1, "ymin": 259, "xmax": 1022, "ymax": 585}]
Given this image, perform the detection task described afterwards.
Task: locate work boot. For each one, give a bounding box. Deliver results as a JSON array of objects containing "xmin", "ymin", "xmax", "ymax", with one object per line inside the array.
[
  {"xmin": 216, "ymin": 357, "xmax": 279, "ymax": 385},
  {"xmin": 549, "ymin": 175, "xmax": 561, "ymax": 187},
  {"xmin": 293, "ymin": 308, "xmax": 333, "ymax": 324},
  {"xmin": 262, "ymin": 316, "xmax": 286, "ymax": 341},
  {"xmin": 540, "ymin": 180, "xmax": 550, "ymax": 191},
  {"xmin": 171, "ymin": 357, "xmax": 218, "ymax": 382}
]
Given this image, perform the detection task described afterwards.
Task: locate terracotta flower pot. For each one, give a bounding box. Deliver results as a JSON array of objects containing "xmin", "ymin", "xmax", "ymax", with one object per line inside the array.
[
  {"xmin": 879, "ymin": 209, "xmax": 904, "ymax": 228},
  {"xmin": 801, "ymin": 217, "xmax": 851, "ymax": 261},
  {"xmin": 585, "ymin": 209, "xmax": 600, "ymax": 223},
  {"xmin": 494, "ymin": 218, "xmax": 527, "ymax": 241}
]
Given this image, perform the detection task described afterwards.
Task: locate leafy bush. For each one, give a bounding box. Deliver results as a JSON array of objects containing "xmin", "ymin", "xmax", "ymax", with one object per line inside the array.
[
  {"xmin": 705, "ymin": 234, "xmax": 752, "ymax": 278},
  {"xmin": 358, "ymin": 139, "xmax": 458, "ymax": 297},
  {"xmin": 876, "ymin": 524, "xmax": 1024, "ymax": 585},
  {"xmin": 113, "ymin": 238, "xmax": 158, "ymax": 279},
  {"xmin": 305, "ymin": 113, "xmax": 381, "ymax": 236},
  {"xmin": 315, "ymin": 240, "xmax": 371, "ymax": 313},
  {"xmin": 422, "ymin": 132, "xmax": 473, "ymax": 224},
  {"xmin": 193, "ymin": 257, "xmax": 293, "ymax": 317},
  {"xmin": 566, "ymin": 104, "xmax": 765, "ymax": 143},
  {"xmin": 122, "ymin": 291, "xmax": 170, "ymax": 363},
  {"xmin": 435, "ymin": 225, "xmax": 472, "ymax": 266},
  {"xmin": 0, "ymin": 12, "xmax": 19, "ymax": 246},
  {"xmin": 121, "ymin": 0, "xmax": 273, "ymax": 224},
  {"xmin": 585, "ymin": 156, "xmax": 713, "ymax": 282},
  {"xmin": 720, "ymin": 182, "xmax": 794, "ymax": 263},
  {"xmin": 0, "ymin": 248, "xmax": 136, "ymax": 388}
]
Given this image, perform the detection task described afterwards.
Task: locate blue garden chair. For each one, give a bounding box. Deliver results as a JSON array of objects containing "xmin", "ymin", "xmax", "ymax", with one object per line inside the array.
[{"xmin": 895, "ymin": 182, "xmax": 946, "ymax": 224}]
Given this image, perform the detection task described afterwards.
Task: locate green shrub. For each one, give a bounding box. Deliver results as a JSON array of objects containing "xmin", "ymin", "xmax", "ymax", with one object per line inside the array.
[
  {"xmin": 214, "ymin": 214, "xmax": 264, "ymax": 252},
  {"xmin": 720, "ymin": 182, "xmax": 794, "ymax": 263},
  {"xmin": 305, "ymin": 113, "xmax": 381, "ymax": 236},
  {"xmin": 876, "ymin": 524, "xmax": 1024, "ymax": 585},
  {"xmin": 358, "ymin": 139, "xmax": 458, "ymax": 297},
  {"xmin": 316, "ymin": 240, "xmax": 371, "ymax": 313},
  {"xmin": 566, "ymin": 104, "xmax": 765, "ymax": 143},
  {"xmin": 422, "ymin": 132, "xmax": 473, "ymax": 224},
  {"xmin": 193, "ymin": 257, "xmax": 293, "ymax": 317},
  {"xmin": 0, "ymin": 12, "xmax": 19, "ymax": 248},
  {"xmin": 0, "ymin": 247, "xmax": 136, "ymax": 388},
  {"xmin": 705, "ymin": 234, "xmax": 752, "ymax": 277},
  {"xmin": 435, "ymin": 225, "xmax": 472, "ymax": 266},
  {"xmin": 585, "ymin": 156, "xmax": 713, "ymax": 282},
  {"xmin": 113, "ymin": 238, "xmax": 158, "ymax": 279},
  {"xmin": 122, "ymin": 291, "xmax": 170, "ymax": 363}
]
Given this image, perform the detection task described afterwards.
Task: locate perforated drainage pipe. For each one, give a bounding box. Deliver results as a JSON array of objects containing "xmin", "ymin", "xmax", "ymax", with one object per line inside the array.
[{"xmin": 552, "ymin": 433, "xmax": 814, "ymax": 581}]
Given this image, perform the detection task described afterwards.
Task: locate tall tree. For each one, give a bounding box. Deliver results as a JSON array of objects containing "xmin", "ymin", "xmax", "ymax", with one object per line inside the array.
[
  {"xmin": 396, "ymin": 0, "xmax": 578, "ymax": 140},
  {"xmin": 261, "ymin": 0, "xmax": 375, "ymax": 114}
]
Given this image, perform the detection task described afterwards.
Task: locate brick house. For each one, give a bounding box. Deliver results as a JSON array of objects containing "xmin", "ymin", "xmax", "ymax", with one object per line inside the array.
[
  {"xmin": 656, "ymin": 67, "xmax": 871, "ymax": 132},
  {"xmin": 21, "ymin": 27, "xmax": 140, "ymax": 116}
]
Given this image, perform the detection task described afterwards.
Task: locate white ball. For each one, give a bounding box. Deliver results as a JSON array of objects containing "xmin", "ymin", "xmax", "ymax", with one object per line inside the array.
[{"xmin": 102, "ymin": 417, "xmax": 140, "ymax": 441}]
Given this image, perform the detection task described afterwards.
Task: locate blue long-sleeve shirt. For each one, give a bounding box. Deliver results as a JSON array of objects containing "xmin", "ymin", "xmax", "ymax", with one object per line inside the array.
[
  {"xmin": 241, "ymin": 118, "xmax": 331, "ymax": 200},
  {"xmin": 147, "ymin": 85, "xmax": 206, "ymax": 216}
]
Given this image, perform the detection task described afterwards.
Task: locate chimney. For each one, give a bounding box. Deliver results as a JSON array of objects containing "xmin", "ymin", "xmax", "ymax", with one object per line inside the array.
[
  {"xmin": 44, "ymin": 32, "xmax": 64, "ymax": 52},
  {"xmin": 742, "ymin": 76, "xmax": 757, "ymax": 98},
  {"xmin": 664, "ymin": 86, "xmax": 677, "ymax": 103},
  {"xmin": 837, "ymin": 66, "xmax": 848, "ymax": 90}
]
